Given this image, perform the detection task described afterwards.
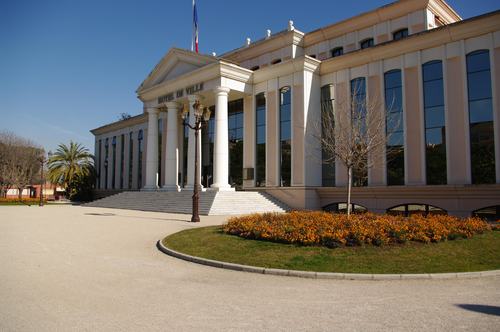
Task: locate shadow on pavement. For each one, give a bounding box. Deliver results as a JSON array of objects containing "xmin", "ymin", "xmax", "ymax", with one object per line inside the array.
[{"xmin": 456, "ymin": 304, "xmax": 500, "ymax": 316}]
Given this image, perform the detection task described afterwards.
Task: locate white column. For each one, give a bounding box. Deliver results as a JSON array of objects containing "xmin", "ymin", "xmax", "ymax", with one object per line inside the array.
[
  {"xmin": 186, "ymin": 95, "xmax": 203, "ymax": 189},
  {"xmin": 212, "ymin": 86, "xmax": 234, "ymax": 191},
  {"xmin": 163, "ymin": 102, "xmax": 181, "ymax": 191},
  {"xmin": 143, "ymin": 108, "xmax": 159, "ymax": 190}
]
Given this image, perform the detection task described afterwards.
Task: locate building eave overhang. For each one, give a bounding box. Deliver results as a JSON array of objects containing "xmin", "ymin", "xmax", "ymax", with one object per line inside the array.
[
  {"xmin": 253, "ymin": 55, "xmax": 321, "ymax": 84},
  {"xmin": 221, "ymin": 29, "xmax": 305, "ymax": 64},
  {"xmin": 304, "ymin": 0, "xmax": 433, "ymax": 47},
  {"xmin": 137, "ymin": 60, "xmax": 253, "ymax": 102},
  {"xmin": 136, "ymin": 48, "xmax": 218, "ymax": 93},
  {"xmin": 319, "ymin": 10, "xmax": 500, "ymax": 75},
  {"xmin": 90, "ymin": 113, "xmax": 147, "ymax": 136},
  {"xmin": 428, "ymin": 0, "xmax": 462, "ymax": 24}
]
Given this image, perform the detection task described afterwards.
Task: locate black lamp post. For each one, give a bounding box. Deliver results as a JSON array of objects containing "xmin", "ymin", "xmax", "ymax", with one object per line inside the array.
[{"xmin": 181, "ymin": 100, "xmax": 211, "ymax": 223}]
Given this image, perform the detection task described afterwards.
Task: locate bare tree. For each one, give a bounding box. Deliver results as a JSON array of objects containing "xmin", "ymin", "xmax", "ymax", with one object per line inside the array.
[
  {"xmin": 318, "ymin": 83, "xmax": 398, "ymax": 216},
  {"xmin": 0, "ymin": 131, "xmax": 44, "ymax": 199}
]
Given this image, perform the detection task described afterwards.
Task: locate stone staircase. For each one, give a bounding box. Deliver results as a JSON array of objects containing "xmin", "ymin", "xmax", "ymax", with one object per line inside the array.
[{"xmin": 83, "ymin": 190, "xmax": 289, "ymax": 215}]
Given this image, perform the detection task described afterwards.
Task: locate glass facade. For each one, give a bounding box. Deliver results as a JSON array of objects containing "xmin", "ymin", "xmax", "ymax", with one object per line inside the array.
[
  {"xmin": 112, "ymin": 136, "xmax": 116, "ymax": 189},
  {"xmin": 350, "ymin": 77, "xmax": 368, "ymax": 187},
  {"xmin": 98, "ymin": 139, "xmax": 102, "ymax": 188},
  {"xmin": 422, "ymin": 60, "xmax": 447, "ymax": 185},
  {"xmin": 280, "ymin": 87, "xmax": 292, "ymax": 187},
  {"xmin": 182, "ymin": 122, "xmax": 189, "ymax": 187},
  {"xmin": 201, "ymin": 108, "xmax": 215, "ymax": 187},
  {"xmin": 228, "ymin": 99, "xmax": 244, "ymax": 188},
  {"xmin": 128, "ymin": 132, "xmax": 133, "ymax": 189},
  {"xmin": 466, "ymin": 50, "xmax": 495, "ymax": 184},
  {"xmin": 255, "ymin": 93, "xmax": 266, "ymax": 187},
  {"xmin": 321, "ymin": 85, "xmax": 335, "ymax": 187},
  {"xmin": 120, "ymin": 134, "xmax": 124, "ymax": 189},
  {"xmin": 104, "ymin": 138, "xmax": 109, "ymax": 189},
  {"xmin": 158, "ymin": 118, "xmax": 162, "ymax": 187},
  {"xmin": 138, "ymin": 130, "xmax": 143, "ymax": 189},
  {"xmin": 384, "ymin": 70, "xmax": 405, "ymax": 185}
]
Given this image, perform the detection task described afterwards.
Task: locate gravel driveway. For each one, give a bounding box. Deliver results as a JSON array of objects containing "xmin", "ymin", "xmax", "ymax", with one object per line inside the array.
[{"xmin": 0, "ymin": 205, "xmax": 499, "ymax": 331}]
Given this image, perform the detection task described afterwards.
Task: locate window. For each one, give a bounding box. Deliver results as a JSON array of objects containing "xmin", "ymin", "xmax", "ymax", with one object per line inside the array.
[
  {"xmin": 321, "ymin": 85, "xmax": 335, "ymax": 187},
  {"xmin": 280, "ymin": 87, "xmax": 292, "ymax": 187},
  {"xmin": 182, "ymin": 122, "xmax": 189, "ymax": 187},
  {"xmin": 323, "ymin": 203, "xmax": 367, "ymax": 214},
  {"xmin": 138, "ymin": 130, "xmax": 144, "ymax": 189},
  {"xmin": 128, "ymin": 132, "xmax": 133, "ymax": 189},
  {"xmin": 466, "ymin": 50, "xmax": 495, "ymax": 184},
  {"xmin": 111, "ymin": 136, "xmax": 116, "ymax": 189},
  {"xmin": 158, "ymin": 118, "xmax": 163, "ymax": 187},
  {"xmin": 387, "ymin": 204, "xmax": 447, "ymax": 217},
  {"xmin": 309, "ymin": 54, "xmax": 317, "ymax": 59},
  {"xmin": 473, "ymin": 206, "xmax": 500, "ymax": 222},
  {"xmin": 385, "ymin": 70, "xmax": 405, "ymax": 186},
  {"xmin": 271, "ymin": 58, "xmax": 282, "ymax": 65},
  {"xmin": 350, "ymin": 77, "xmax": 368, "ymax": 187},
  {"xmin": 120, "ymin": 134, "xmax": 124, "ymax": 189},
  {"xmin": 255, "ymin": 93, "xmax": 266, "ymax": 187},
  {"xmin": 104, "ymin": 138, "xmax": 109, "ymax": 189},
  {"xmin": 360, "ymin": 38, "xmax": 374, "ymax": 49},
  {"xmin": 98, "ymin": 139, "xmax": 102, "ymax": 189},
  {"xmin": 422, "ymin": 60, "xmax": 447, "ymax": 185},
  {"xmin": 331, "ymin": 47, "xmax": 343, "ymax": 58},
  {"xmin": 393, "ymin": 28, "xmax": 409, "ymax": 41},
  {"xmin": 228, "ymin": 99, "xmax": 244, "ymax": 188}
]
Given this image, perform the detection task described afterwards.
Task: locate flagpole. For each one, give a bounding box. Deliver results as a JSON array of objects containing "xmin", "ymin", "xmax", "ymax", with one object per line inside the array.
[{"xmin": 191, "ymin": 0, "xmax": 194, "ymax": 52}]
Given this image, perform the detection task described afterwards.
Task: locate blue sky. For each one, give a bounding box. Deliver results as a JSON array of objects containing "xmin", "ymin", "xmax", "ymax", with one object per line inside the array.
[{"xmin": 1, "ymin": 0, "xmax": 498, "ymax": 153}]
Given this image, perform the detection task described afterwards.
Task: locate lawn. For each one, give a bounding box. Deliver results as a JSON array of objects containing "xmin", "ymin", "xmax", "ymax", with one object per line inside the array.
[{"xmin": 164, "ymin": 226, "xmax": 500, "ymax": 274}]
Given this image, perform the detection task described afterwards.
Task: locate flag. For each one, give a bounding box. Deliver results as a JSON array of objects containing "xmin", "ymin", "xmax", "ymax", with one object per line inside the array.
[{"xmin": 192, "ymin": 0, "xmax": 199, "ymax": 53}]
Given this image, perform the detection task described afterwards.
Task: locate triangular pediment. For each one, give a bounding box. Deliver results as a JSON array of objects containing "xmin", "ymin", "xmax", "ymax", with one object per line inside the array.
[{"xmin": 137, "ymin": 48, "xmax": 217, "ymax": 92}]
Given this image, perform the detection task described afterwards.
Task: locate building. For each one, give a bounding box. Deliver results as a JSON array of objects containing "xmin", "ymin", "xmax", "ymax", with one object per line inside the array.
[{"xmin": 91, "ymin": 0, "xmax": 500, "ymax": 218}]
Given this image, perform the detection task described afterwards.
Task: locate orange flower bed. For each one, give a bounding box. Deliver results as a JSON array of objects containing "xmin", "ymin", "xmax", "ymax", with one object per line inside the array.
[{"xmin": 223, "ymin": 211, "xmax": 492, "ymax": 248}]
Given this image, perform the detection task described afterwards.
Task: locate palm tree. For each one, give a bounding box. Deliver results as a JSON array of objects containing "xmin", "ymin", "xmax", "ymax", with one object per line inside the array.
[{"xmin": 47, "ymin": 142, "xmax": 94, "ymax": 197}]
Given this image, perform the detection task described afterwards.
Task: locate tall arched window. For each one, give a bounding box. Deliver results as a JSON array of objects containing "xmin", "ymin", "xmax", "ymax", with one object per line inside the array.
[
  {"xmin": 255, "ymin": 93, "xmax": 266, "ymax": 187},
  {"xmin": 321, "ymin": 84, "xmax": 335, "ymax": 187},
  {"xmin": 128, "ymin": 132, "xmax": 133, "ymax": 189},
  {"xmin": 120, "ymin": 134, "xmax": 124, "ymax": 189},
  {"xmin": 280, "ymin": 87, "xmax": 292, "ymax": 187},
  {"xmin": 422, "ymin": 60, "xmax": 447, "ymax": 185},
  {"xmin": 350, "ymin": 77, "xmax": 368, "ymax": 187},
  {"xmin": 466, "ymin": 50, "xmax": 495, "ymax": 184},
  {"xmin": 97, "ymin": 139, "xmax": 102, "ymax": 188},
  {"xmin": 385, "ymin": 70, "xmax": 405, "ymax": 185},
  {"xmin": 112, "ymin": 136, "xmax": 116, "ymax": 189},
  {"xmin": 138, "ymin": 129, "xmax": 144, "ymax": 189},
  {"xmin": 158, "ymin": 118, "xmax": 163, "ymax": 187},
  {"xmin": 104, "ymin": 138, "xmax": 109, "ymax": 189}
]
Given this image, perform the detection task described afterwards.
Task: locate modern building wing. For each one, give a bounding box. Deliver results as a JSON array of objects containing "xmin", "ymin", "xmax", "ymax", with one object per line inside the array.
[{"xmin": 91, "ymin": 0, "xmax": 500, "ymax": 218}]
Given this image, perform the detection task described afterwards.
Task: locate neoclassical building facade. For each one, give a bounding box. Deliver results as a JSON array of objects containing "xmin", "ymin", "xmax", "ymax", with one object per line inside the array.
[{"xmin": 91, "ymin": 0, "xmax": 500, "ymax": 218}]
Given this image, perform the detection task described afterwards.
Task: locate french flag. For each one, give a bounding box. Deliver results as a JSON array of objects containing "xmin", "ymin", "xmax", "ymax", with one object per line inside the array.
[{"xmin": 192, "ymin": 0, "xmax": 199, "ymax": 53}]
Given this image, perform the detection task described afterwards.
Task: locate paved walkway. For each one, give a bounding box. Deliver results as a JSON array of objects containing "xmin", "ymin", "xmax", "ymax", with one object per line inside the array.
[{"xmin": 0, "ymin": 205, "xmax": 499, "ymax": 331}]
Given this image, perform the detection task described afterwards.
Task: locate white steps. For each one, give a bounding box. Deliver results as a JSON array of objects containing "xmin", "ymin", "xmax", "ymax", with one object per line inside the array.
[{"xmin": 84, "ymin": 190, "xmax": 289, "ymax": 215}]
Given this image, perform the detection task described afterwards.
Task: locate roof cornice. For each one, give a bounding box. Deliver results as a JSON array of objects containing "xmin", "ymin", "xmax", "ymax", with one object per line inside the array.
[
  {"xmin": 91, "ymin": 113, "xmax": 147, "ymax": 136},
  {"xmin": 137, "ymin": 60, "xmax": 252, "ymax": 102},
  {"xmin": 319, "ymin": 10, "xmax": 500, "ymax": 75},
  {"xmin": 222, "ymin": 29, "xmax": 305, "ymax": 64},
  {"xmin": 304, "ymin": 0, "xmax": 431, "ymax": 47}
]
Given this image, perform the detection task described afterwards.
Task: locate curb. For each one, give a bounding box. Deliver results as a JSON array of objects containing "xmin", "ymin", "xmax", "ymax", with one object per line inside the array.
[{"xmin": 156, "ymin": 240, "xmax": 500, "ymax": 281}]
